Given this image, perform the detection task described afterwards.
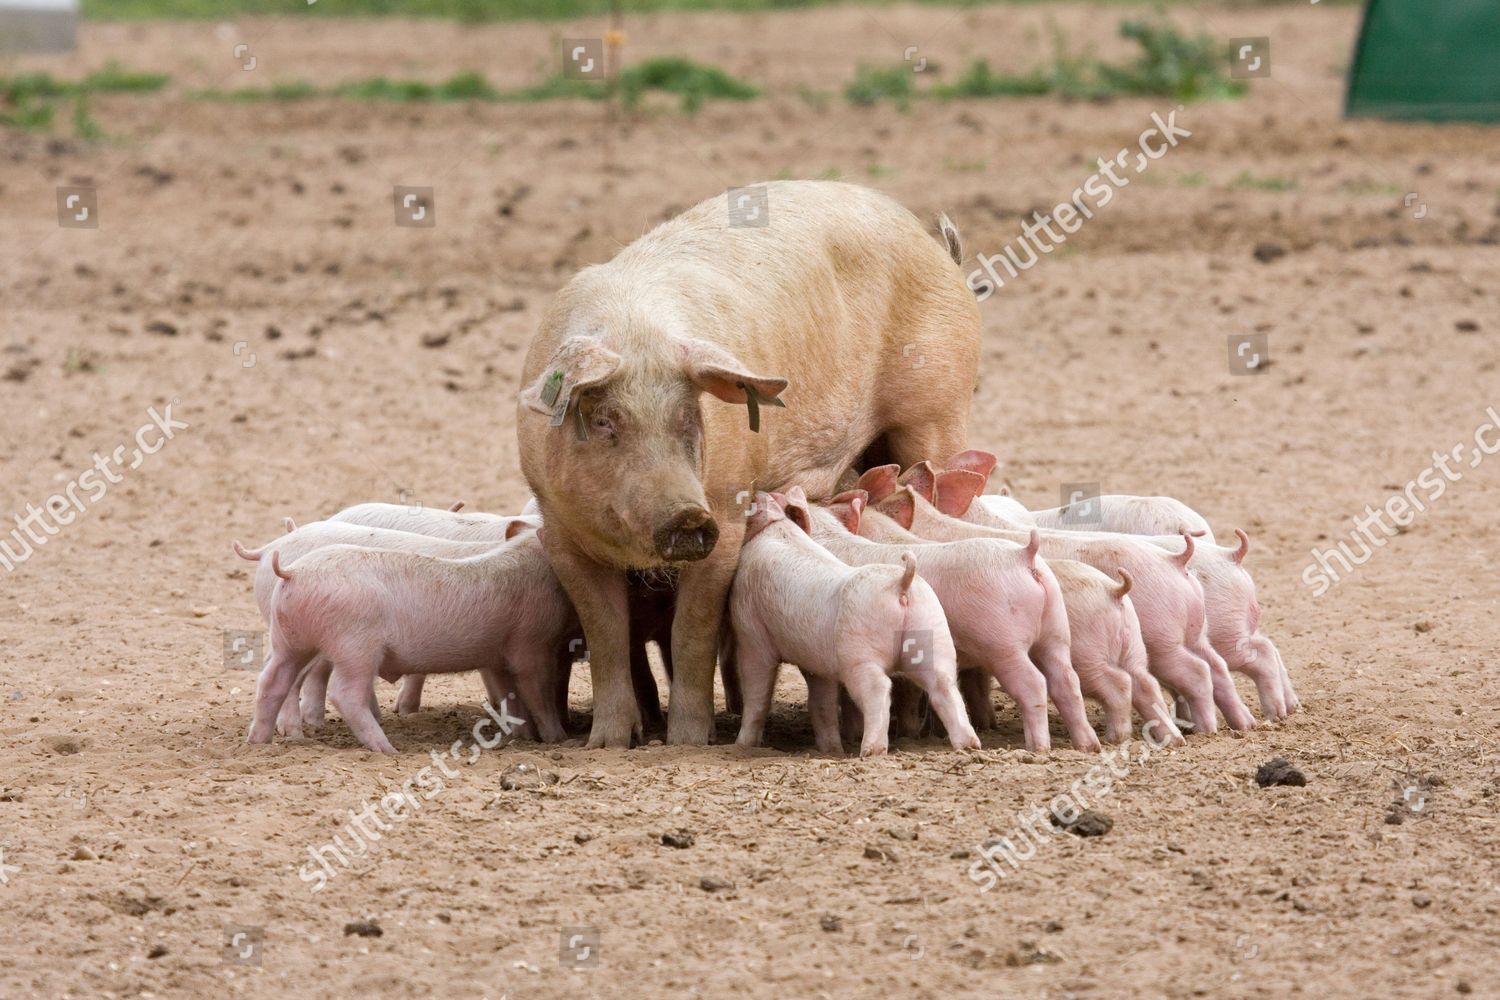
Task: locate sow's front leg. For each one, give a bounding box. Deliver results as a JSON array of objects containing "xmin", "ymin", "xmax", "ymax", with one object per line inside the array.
[
  {"xmin": 666, "ymin": 519, "xmax": 745, "ymax": 745},
  {"xmin": 543, "ymin": 530, "xmax": 638, "ymax": 749}
]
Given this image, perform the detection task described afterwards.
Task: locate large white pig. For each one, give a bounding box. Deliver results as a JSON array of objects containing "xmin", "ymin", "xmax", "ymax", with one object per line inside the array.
[{"xmin": 516, "ymin": 181, "xmax": 981, "ymax": 747}]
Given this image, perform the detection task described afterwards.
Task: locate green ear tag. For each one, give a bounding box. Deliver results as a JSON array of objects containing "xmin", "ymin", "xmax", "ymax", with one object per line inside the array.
[
  {"xmin": 739, "ymin": 381, "xmax": 761, "ymax": 433},
  {"xmin": 540, "ymin": 370, "xmax": 564, "ymax": 409}
]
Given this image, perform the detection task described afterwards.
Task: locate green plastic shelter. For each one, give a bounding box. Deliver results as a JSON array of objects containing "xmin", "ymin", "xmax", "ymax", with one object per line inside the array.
[{"xmin": 1346, "ymin": 0, "xmax": 1500, "ymax": 123}]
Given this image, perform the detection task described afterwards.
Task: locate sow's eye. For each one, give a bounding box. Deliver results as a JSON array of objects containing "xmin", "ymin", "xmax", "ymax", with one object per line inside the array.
[{"xmin": 589, "ymin": 406, "xmax": 620, "ymax": 441}]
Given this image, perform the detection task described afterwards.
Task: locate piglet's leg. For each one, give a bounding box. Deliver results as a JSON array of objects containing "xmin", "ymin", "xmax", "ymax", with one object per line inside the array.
[
  {"xmin": 732, "ymin": 634, "xmax": 779, "ymax": 749},
  {"xmin": 505, "ymin": 648, "xmax": 568, "ymax": 743},
  {"xmin": 985, "ymin": 648, "xmax": 1050, "ymax": 753},
  {"xmin": 802, "ymin": 671, "xmax": 843, "ymax": 756},
  {"xmin": 845, "ymin": 664, "xmax": 893, "ymax": 757},
  {"xmin": 326, "ymin": 657, "xmax": 396, "ymax": 754},
  {"xmin": 891, "ymin": 679, "xmax": 927, "ymax": 739},
  {"xmin": 276, "ymin": 660, "xmax": 312, "ymax": 738},
  {"xmin": 959, "ymin": 669, "xmax": 996, "ymax": 731},
  {"xmin": 248, "ymin": 649, "xmax": 309, "ymax": 745},
  {"xmin": 479, "ymin": 668, "xmax": 537, "ymax": 742},
  {"xmin": 396, "ymin": 674, "xmax": 426, "ymax": 716},
  {"xmin": 299, "ymin": 656, "xmax": 333, "ymax": 732}
]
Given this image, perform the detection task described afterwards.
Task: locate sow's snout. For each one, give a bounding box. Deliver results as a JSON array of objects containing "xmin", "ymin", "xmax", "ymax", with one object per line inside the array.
[{"xmin": 653, "ymin": 507, "xmax": 719, "ymax": 562}]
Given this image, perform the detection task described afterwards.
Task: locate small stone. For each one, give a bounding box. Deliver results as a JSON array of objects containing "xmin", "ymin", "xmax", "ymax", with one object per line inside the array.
[
  {"xmin": 661, "ymin": 829, "xmax": 695, "ymax": 849},
  {"xmin": 147, "ymin": 945, "xmax": 168, "ymax": 959},
  {"xmin": 1384, "ymin": 811, "xmax": 1404, "ymax": 825},
  {"xmin": 145, "ymin": 320, "xmax": 178, "ymax": 336},
  {"xmin": 887, "ymin": 827, "xmax": 918, "ymax": 842},
  {"xmin": 819, "ymin": 915, "xmax": 843, "ymax": 932},
  {"xmin": 420, "ymin": 332, "xmax": 451, "ymax": 349},
  {"xmin": 1455, "ymin": 320, "xmax": 1479, "ymax": 333},
  {"xmin": 1255, "ymin": 758, "xmax": 1306, "ymax": 787},
  {"xmin": 498, "ymin": 764, "xmax": 558, "ymax": 791},
  {"xmin": 949, "ymin": 848, "xmax": 970, "ymax": 859},
  {"xmin": 72, "ymin": 846, "xmax": 97, "ymax": 861},
  {"xmin": 344, "ymin": 919, "xmax": 383, "ymax": 938},
  {"xmin": 1051, "ymin": 808, "xmax": 1112, "ymax": 837},
  {"xmin": 699, "ymin": 877, "xmax": 733, "ymax": 893},
  {"xmin": 573, "ymin": 832, "xmax": 594, "ymax": 844},
  {"xmin": 1253, "ymin": 242, "xmax": 1286, "ymax": 264},
  {"xmin": 863, "ymin": 845, "xmax": 897, "ymax": 862},
  {"xmin": 191, "ymin": 605, "xmax": 218, "ymax": 618},
  {"xmin": 1412, "ymin": 894, "xmax": 1432, "ymax": 909}
]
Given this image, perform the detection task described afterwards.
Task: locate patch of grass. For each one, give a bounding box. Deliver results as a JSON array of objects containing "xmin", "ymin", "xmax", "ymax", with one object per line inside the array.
[
  {"xmin": 856, "ymin": 16, "xmax": 1246, "ymax": 106},
  {"xmin": 1176, "ymin": 171, "xmax": 1206, "ymax": 187},
  {"xmin": 864, "ymin": 162, "xmax": 895, "ymax": 178},
  {"xmin": 0, "ymin": 98, "xmax": 55, "ymax": 131},
  {"xmin": 844, "ymin": 64, "xmax": 914, "ymax": 109},
  {"xmin": 189, "ymin": 59, "xmax": 752, "ymax": 113},
  {"xmin": 0, "ymin": 63, "xmax": 166, "ymax": 133},
  {"xmin": 617, "ymin": 56, "xmax": 758, "ymax": 112},
  {"xmin": 80, "ymin": 0, "xmax": 1269, "ymax": 21},
  {"xmin": 1341, "ymin": 180, "xmax": 1403, "ymax": 196},
  {"xmin": 944, "ymin": 157, "xmax": 986, "ymax": 173},
  {"xmin": 1232, "ymin": 171, "xmax": 1297, "ymax": 192},
  {"xmin": 934, "ymin": 59, "xmax": 1050, "ymax": 98},
  {"xmin": 72, "ymin": 97, "xmax": 104, "ymax": 140}
]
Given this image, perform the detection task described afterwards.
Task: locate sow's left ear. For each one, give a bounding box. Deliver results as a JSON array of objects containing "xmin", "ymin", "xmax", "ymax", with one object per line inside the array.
[
  {"xmin": 676, "ymin": 338, "xmax": 788, "ymax": 431},
  {"xmin": 520, "ymin": 336, "xmax": 623, "ymax": 416}
]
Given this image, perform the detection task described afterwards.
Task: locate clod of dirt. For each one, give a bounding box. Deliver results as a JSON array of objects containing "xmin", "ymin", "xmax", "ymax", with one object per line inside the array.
[
  {"xmin": 819, "ymin": 916, "xmax": 842, "ymax": 932},
  {"xmin": 144, "ymin": 320, "xmax": 178, "ymax": 336},
  {"xmin": 421, "ymin": 332, "xmax": 451, "ymax": 349},
  {"xmin": 1455, "ymin": 320, "xmax": 1479, "ymax": 333},
  {"xmin": 1255, "ymin": 758, "xmax": 1307, "ymax": 787},
  {"xmin": 498, "ymin": 764, "xmax": 558, "ymax": 791},
  {"xmin": 1412, "ymin": 894, "xmax": 1432, "ymax": 909},
  {"xmin": 1253, "ymin": 242, "xmax": 1287, "ymax": 264},
  {"xmin": 661, "ymin": 829, "xmax": 695, "ymax": 849},
  {"xmin": 344, "ymin": 919, "xmax": 383, "ymax": 938},
  {"xmin": 1051, "ymin": 809, "xmax": 1112, "ymax": 837},
  {"xmin": 1384, "ymin": 811, "xmax": 1404, "ymax": 825},
  {"xmin": 72, "ymin": 846, "xmax": 98, "ymax": 861},
  {"xmin": 147, "ymin": 945, "xmax": 168, "ymax": 959},
  {"xmin": 573, "ymin": 832, "xmax": 594, "ymax": 844},
  {"xmin": 863, "ymin": 845, "xmax": 898, "ymax": 862},
  {"xmin": 43, "ymin": 735, "xmax": 85, "ymax": 756},
  {"xmin": 1413, "ymin": 620, "xmax": 1434, "ymax": 633},
  {"xmin": 699, "ymin": 877, "xmax": 733, "ymax": 893},
  {"xmin": 887, "ymin": 827, "xmax": 918, "ymax": 842}
]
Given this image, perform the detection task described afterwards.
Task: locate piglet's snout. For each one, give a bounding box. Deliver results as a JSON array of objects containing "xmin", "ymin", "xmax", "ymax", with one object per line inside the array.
[{"xmin": 653, "ymin": 507, "xmax": 718, "ymax": 562}]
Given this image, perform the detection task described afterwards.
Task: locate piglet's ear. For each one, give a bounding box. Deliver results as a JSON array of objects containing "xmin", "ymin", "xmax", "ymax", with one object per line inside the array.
[
  {"xmin": 945, "ymin": 449, "xmax": 998, "ymax": 482},
  {"xmin": 505, "ymin": 518, "xmax": 537, "ymax": 541},
  {"xmin": 677, "ymin": 338, "xmax": 789, "ymax": 408},
  {"xmin": 520, "ymin": 336, "xmax": 622, "ymax": 416},
  {"xmin": 856, "ymin": 465, "xmax": 900, "ymax": 503},
  {"xmin": 829, "ymin": 493, "xmax": 864, "ymax": 533},
  {"xmin": 782, "ymin": 486, "xmax": 813, "ymax": 534},
  {"xmin": 898, "ymin": 461, "xmax": 937, "ymax": 503},
  {"xmin": 874, "ymin": 487, "xmax": 917, "ymax": 530},
  {"xmin": 933, "ymin": 469, "xmax": 986, "ymax": 517}
]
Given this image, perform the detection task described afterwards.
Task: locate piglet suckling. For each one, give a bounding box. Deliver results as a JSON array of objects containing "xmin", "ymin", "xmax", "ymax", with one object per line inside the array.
[
  {"xmin": 870, "ymin": 479, "xmax": 1231, "ymax": 736},
  {"xmin": 245, "ymin": 530, "xmax": 574, "ymax": 753},
  {"xmin": 791, "ymin": 491, "xmax": 1097, "ymax": 753},
  {"xmin": 851, "ymin": 498, "xmax": 1180, "ymax": 746},
  {"xmin": 730, "ymin": 490, "xmax": 979, "ymax": 757},
  {"xmin": 928, "ymin": 453, "xmax": 1297, "ymax": 722}
]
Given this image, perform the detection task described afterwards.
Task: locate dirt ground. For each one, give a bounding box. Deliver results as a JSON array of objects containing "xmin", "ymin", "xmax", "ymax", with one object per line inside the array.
[{"xmin": 2, "ymin": 3, "xmax": 1499, "ymax": 998}]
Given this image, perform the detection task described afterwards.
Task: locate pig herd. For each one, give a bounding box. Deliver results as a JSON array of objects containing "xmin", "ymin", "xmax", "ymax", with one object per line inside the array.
[{"xmin": 239, "ymin": 448, "xmax": 1295, "ymax": 757}]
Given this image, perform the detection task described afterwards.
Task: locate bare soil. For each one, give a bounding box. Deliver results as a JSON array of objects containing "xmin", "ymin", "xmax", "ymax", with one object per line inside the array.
[{"xmin": 2, "ymin": 4, "xmax": 1499, "ymax": 999}]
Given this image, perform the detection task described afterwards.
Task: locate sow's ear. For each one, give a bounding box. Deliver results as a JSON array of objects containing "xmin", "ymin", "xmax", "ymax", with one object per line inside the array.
[
  {"xmin": 520, "ymin": 336, "xmax": 623, "ymax": 416},
  {"xmin": 676, "ymin": 338, "xmax": 788, "ymax": 409}
]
